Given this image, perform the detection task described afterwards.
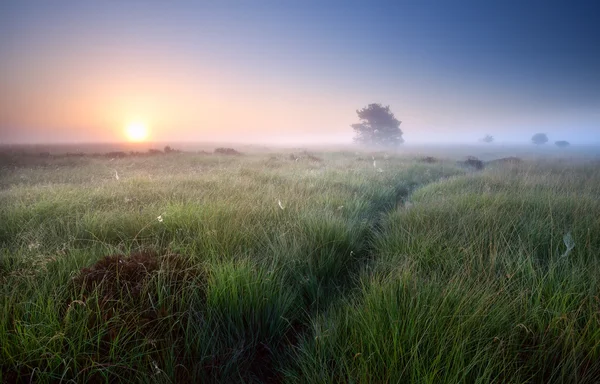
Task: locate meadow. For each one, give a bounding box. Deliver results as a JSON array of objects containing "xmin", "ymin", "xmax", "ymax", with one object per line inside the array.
[{"xmin": 1, "ymin": 148, "xmax": 599, "ymax": 383}]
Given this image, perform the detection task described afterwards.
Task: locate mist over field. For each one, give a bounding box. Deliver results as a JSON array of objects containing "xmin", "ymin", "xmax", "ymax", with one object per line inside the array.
[
  {"xmin": 2, "ymin": 1, "xmax": 600, "ymax": 383},
  {"xmin": 1, "ymin": 1, "xmax": 599, "ymax": 146}
]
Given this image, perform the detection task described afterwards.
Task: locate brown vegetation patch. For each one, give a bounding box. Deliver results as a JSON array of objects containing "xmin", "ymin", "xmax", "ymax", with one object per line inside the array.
[
  {"xmin": 1, "ymin": 251, "xmax": 208, "ymax": 383},
  {"xmin": 68, "ymin": 251, "xmax": 202, "ymax": 359},
  {"xmin": 71, "ymin": 251, "xmax": 200, "ymax": 311},
  {"xmin": 73, "ymin": 252, "xmax": 159, "ymax": 302}
]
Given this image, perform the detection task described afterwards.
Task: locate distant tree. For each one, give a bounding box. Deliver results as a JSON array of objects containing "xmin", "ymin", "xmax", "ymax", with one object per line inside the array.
[
  {"xmin": 481, "ymin": 134, "xmax": 494, "ymax": 143},
  {"xmin": 555, "ymin": 140, "xmax": 570, "ymax": 148},
  {"xmin": 531, "ymin": 133, "xmax": 548, "ymax": 145},
  {"xmin": 351, "ymin": 103, "xmax": 403, "ymax": 147}
]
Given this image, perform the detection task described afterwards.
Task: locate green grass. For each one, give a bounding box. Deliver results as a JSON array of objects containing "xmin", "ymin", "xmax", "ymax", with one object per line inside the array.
[{"xmin": 1, "ymin": 151, "xmax": 599, "ymax": 383}]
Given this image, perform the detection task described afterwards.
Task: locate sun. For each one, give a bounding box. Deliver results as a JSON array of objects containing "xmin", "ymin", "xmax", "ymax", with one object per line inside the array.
[{"xmin": 125, "ymin": 122, "xmax": 149, "ymax": 142}]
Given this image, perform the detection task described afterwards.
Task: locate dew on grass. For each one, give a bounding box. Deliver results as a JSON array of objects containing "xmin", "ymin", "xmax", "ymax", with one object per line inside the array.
[
  {"xmin": 151, "ymin": 360, "xmax": 162, "ymax": 376},
  {"xmin": 561, "ymin": 232, "xmax": 575, "ymax": 258}
]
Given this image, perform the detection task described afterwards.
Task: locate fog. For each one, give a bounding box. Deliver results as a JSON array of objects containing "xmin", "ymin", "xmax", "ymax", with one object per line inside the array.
[
  {"xmin": 1, "ymin": 127, "xmax": 598, "ymax": 148},
  {"xmin": 1, "ymin": 2, "xmax": 598, "ymax": 148}
]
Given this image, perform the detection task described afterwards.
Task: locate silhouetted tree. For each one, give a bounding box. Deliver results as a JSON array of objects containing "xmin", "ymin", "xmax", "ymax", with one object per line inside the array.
[
  {"xmin": 351, "ymin": 103, "xmax": 403, "ymax": 147},
  {"xmin": 481, "ymin": 135, "xmax": 494, "ymax": 143},
  {"xmin": 531, "ymin": 133, "xmax": 548, "ymax": 145},
  {"xmin": 555, "ymin": 140, "xmax": 570, "ymax": 148}
]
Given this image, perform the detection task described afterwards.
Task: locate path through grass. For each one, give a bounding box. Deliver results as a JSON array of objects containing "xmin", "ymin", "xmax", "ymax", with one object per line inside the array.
[{"xmin": 1, "ymin": 152, "xmax": 599, "ymax": 383}]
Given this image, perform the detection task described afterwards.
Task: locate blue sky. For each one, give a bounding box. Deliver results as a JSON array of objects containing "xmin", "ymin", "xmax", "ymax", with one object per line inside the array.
[{"xmin": 1, "ymin": 0, "xmax": 598, "ymax": 144}]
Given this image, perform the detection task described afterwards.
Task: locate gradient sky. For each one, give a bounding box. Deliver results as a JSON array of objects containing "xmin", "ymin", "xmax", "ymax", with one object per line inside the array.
[{"xmin": 1, "ymin": 0, "xmax": 599, "ymax": 144}]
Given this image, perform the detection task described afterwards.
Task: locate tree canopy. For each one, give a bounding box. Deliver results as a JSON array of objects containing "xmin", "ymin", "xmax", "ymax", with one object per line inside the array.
[
  {"xmin": 351, "ymin": 103, "xmax": 403, "ymax": 147},
  {"xmin": 531, "ymin": 133, "xmax": 548, "ymax": 145},
  {"xmin": 555, "ymin": 140, "xmax": 570, "ymax": 148},
  {"xmin": 481, "ymin": 134, "xmax": 494, "ymax": 143}
]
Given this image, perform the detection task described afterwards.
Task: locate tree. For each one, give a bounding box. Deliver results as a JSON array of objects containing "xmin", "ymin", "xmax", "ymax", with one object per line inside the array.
[
  {"xmin": 481, "ymin": 134, "xmax": 494, "ymax": 143},
  {"xmin": 555, "ymin": 140, "xmax": 570, "ymax": 148},
  {"xmin": 351, "ymin": 103, "xmax": 403, "ymax": 147},
  {"xmin": 531, "ymin": 133, "xmax": 548, "ymax": 145}
]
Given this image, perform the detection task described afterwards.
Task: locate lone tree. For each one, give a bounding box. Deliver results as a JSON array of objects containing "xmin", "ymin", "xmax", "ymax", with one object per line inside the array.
[
  {"xmin": 555, "ymin": 140, "xmax": 570, "ymax": 148},
  {"xmin": 481, "ymin": 134, "xmax": 494, "ymax": 143},
  {"xmin": 351, "ymin": 103, "xmax": 403, "ymax": 147},
  {"xmin": 531, "ymin": 133, "xmax": 548, "ymax": 145}
]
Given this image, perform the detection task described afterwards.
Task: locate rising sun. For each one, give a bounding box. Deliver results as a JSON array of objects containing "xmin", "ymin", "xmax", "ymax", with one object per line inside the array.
[{"xmin": 125, "ymin": 122, "xmax": 149, "ymax": 142}]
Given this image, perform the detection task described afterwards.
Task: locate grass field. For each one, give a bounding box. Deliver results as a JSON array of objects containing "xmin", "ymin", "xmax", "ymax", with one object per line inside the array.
[{"xmin": 1, "ymin": 149, "xmax": 599, "ymax": 383}]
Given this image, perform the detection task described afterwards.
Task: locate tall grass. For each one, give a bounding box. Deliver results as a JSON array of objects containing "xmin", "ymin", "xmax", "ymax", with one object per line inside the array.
[
  {"xmin": 289, "ymin": 160, "xmax": 600, "ymax": 383},
  {"xmin": 1, "ymin": 152, "xmax": 599, "ymax": 382}
]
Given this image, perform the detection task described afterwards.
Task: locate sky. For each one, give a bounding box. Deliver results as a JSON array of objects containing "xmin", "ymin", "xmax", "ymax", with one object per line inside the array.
[{"xmin": 1, "ymin": 0, "xmax": 599, "ymax": 145}]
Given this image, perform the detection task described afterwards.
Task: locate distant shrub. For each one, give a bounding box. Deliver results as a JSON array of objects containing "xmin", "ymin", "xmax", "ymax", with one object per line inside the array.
[
  {"xmin": 214, "ymin": 147, "xmax": 241, "ymax": 155},
  {"xmin": 164, "ymin": 145, "xmax": 181, "ymax": 153},
  {"xmin": 460, "ymin": 156, "xmax": 484, "ymax": 170},
  {"xmin": 555, "ymin": 140, "xmax": 570, "ymax": 148}
]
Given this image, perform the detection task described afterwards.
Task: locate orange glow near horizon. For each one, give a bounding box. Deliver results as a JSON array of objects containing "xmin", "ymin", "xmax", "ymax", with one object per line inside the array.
[{"xmin": 125, "ymin": 122, "xmax": 149, "ymax": 142}]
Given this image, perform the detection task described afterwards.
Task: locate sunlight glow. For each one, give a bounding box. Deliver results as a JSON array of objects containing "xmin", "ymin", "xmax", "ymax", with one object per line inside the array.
[{"xmin": 125, "ymin": 122, "xmax": 149, "ymax": 142}]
